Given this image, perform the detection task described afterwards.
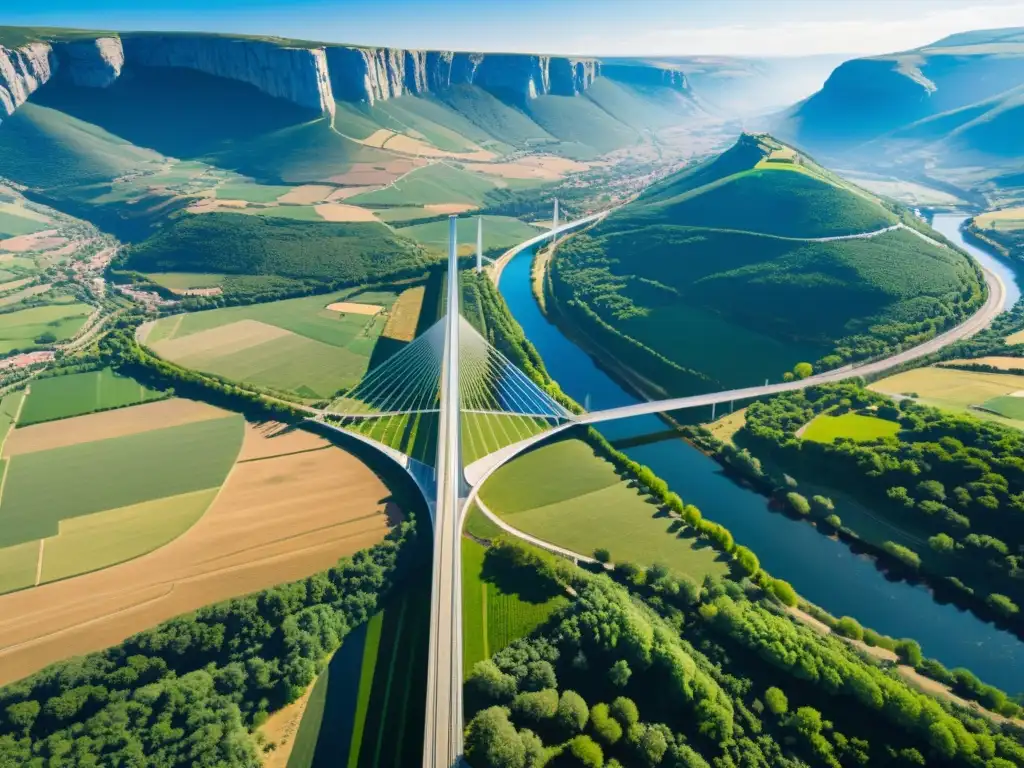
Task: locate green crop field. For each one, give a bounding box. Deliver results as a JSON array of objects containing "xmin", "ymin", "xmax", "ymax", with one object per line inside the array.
[
  {"xmin": 399, "ymin": 215, "xmax": 541, "ymax": 253},
  {"xmin": 802, "ymin": 412, "xmax": 901, "ymax": 443},
  {"xmin": 479, "ymin": 437, "xmax": 729, "ymax": 581},
  {"xmin": 0, "ymin": 540, "xmax": 39, "ymax": 595},
  {"xmin": 0, "ymin": 390, "xmax": 25, "ymax": 448},
  {"xmin": 39, "ymin": 489, "xmax": 219, "ymax": 584},
  {"xmin": 0, "ymin": 415, "xmax": 242, "ymax": 547},
  {"xmin": 0, "ymin": 209, "xmax": 50, "ymax": 238},
  {"xmin": 462, "ymin": 538, "xmax": 569, "ymax": 670},
  {"xmin": 348, "ymin": 163, "xmax": 500, "ymax": 207},
  {"xmin": 215, "ymin": 181, "xmax": 292, "ymax": 202},
  {"xmin": 19, "ymin": 368, "xmax": 167, "ymax": 425},
  {"xmin": 286, "ymin": 576, "xmax": 429, "ymax": 768},
  {"xmin": 0, "ymin": 302, "xmax": 94, "ymax": 356},
  {"xmin": 980, "ymin": 395, "xmax": 1024, "ymax": 419},
  {"xmin": 146, "ymin": 289, "xmax": 400, "ymax": 398}
]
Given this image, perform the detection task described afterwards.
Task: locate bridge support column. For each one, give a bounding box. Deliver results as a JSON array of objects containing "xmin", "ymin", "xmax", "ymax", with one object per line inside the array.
[{"xmin": 552, "ymin": 198, "xmax": 559, "ymax": 231}]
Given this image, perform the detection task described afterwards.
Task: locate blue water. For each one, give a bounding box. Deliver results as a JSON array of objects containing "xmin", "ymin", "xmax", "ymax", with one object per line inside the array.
[
  {"xmin": 931, "ymin": 214, "xmax": 1021, "ymax": 309},
  {"xmin": 498, "ymin": 228, "xmax": 1024, "ymax": 693}
]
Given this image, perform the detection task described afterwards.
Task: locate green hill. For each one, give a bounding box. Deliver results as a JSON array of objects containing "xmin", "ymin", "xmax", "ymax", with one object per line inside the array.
[{"xmin": 549, "ymin": 134, "xmax": 985, "ymax": 393}]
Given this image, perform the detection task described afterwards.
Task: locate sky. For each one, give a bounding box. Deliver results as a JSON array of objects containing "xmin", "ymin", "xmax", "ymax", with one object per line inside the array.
[{"xmin": 4, "ymin": 0, "xmax": 1024, "ymax": 57}]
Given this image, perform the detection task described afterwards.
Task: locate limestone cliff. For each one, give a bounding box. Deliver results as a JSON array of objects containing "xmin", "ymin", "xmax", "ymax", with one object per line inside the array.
[
  {"xmin": 325, "ymin": 46, "xmax": 601, "ymax": 106},
  {"xmin": 602, "ymin": 63, "xmax": 689, "ymax": 92},
  {"xmin": 56, "ymin": 37, "xmax": 124, "ymax": 88},
  {"xmin": 120, "ymin": 34, "xmax": 335, "ymax": 117},
  {"xmin": 0, "ymin": 42, "xmax": 55, "ymax": 120}
]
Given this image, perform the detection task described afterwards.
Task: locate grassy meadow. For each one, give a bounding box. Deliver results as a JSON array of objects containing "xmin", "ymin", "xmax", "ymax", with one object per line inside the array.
[
  {"xmin": 802, "ymin": 412, "xmax": 901, "ymax": 443},
  {"xmin": 19, "ymin": 368, "xmax": 167, "ymax": 425},
  {"xmin": 479, "ymin": 437, "xmax": 729, "ymax": 581},
  {"xmin": 145, "ymin": 287, "xmax": 422, "ymax": 399},
  {"xmin": 0, "ymin": 302, "xmax": 94, "ymax": 356},
  {"xmin": 398, "ymin": 215, "xmax": 542, "ymax": 253}
]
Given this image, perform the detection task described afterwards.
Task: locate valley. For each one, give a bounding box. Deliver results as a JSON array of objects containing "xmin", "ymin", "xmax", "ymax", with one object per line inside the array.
[{"xmin": 1, "ymin": 13, "xmax": 1024, "ymax": 768}]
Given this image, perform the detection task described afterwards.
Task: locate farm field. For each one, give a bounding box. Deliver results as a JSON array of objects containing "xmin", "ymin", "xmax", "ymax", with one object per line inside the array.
[
  {"xmin": 980, "ymin": 395, "xmax": 1024, "ymax": 420},
  {"xmin": 0, "ymin": 421, "xmax": 403, "ymax": 685},
  {"xmin": 706, "ymin": 408, "xmax": 747, "ymax": 445},
  {"xmin": 974, "ymin": 205, "xmax": 1024, "ymax": 231},
  {"xmin": 802, "ymin": 412, "xmax": 901, "ymax": 443},
  {"xmin": 347, "ymin": 162, "xmax": 504, "ymax": 207},
  {"xmin": 0, "ymin": 204, "xmax": 51, "ymax": 237},
  {"xmin": 0, "ymin": 390, "xmax": 25, "ymax": 449},
  {"xmin": 398, "ymin": 215, "xmax": 542, "ymax": 253},
  {"xmin": 18, "ymin": 367, "xmax": 166, "ymax": 425},
  {"xmin": 870, "ymin": 366, "xmax": 1024, "ymax": 430},
  {"xmin": 462, "ymin": 538, "xmax": 570, "ymax": 671},
  {"xmin": 940, "ymin": 356, "xmax": 1024, "ymax": 370},
  {"xmin": 286, "ymin": 576, "xmax": 429, "ymax": 768},
  {"xmin": 0, "ymin": 301, "xmax": 93, "ymax": 355},
  {"xmin": 142, "ymin": 287, "xmax": 421, "ymax": 398},
  {"xmin": 479, "ymin": 437, "xmax": 729, "ymax": 581}
]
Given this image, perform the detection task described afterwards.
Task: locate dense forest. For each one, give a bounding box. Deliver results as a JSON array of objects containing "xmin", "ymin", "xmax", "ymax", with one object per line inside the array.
[
  {"xmin": 732, "ymin": 381, "xmax": 1024, "ymax": 632},
  {"xmin": 464, "ymin": 538, "xmax": 1024, "ymax": 767},
  {"xmin": 0, "ymin": 512, "xmax": 422, "ymax": 765}
]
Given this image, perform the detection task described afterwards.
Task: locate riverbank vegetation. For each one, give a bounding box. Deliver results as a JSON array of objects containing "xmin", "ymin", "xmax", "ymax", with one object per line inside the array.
[
  {"xmin": 463, "ymin": 547, "xmax": 1024, "ymax": 767},
  {"xmin": 704, "ymin": 380, "xmax": 1024, "ymax": 645},
  {"xmin": 547, "ymin": 134, "xmax": 986, "ymax": 393}
]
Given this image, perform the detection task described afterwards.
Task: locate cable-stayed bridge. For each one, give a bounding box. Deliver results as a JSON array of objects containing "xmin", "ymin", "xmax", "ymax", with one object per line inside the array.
[{"xmin": 308, "ymin": 200, "xmax": 1001, "ymax": 768}]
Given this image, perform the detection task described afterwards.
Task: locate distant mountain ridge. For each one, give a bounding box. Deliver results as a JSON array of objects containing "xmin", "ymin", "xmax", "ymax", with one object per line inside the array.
[{"xmin": 774, "ymin": 27, "xmax": 1024, "ymax": 187}]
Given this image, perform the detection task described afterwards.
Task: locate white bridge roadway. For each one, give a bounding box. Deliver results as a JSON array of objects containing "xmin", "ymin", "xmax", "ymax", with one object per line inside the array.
[{"xmin": 314, "ymin": 207, "xmax": 1004, "ymax": 767}]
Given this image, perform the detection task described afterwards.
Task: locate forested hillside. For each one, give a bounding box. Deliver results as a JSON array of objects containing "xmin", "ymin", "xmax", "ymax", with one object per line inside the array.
[{"xmin": 548, "ymin": 134, "xmax": 985, "ymax": 395}]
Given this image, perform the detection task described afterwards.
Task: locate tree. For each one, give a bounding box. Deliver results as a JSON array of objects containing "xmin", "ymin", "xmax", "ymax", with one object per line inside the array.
[
  {"xmin": 608, "ymin": 659, "xmax": 632, "ymax": 688},
  {"xmin": 555, "ymin": 690, "xmax": 589, "ymax": 735},
  {"xmin": 629, "ymin": 722, "xmax": 669, "ymax": 766},
  {"xmin": 927, "ymin": 721, "xmax": 957, "ymax": 759},
  {"xmin": 5, "ymin": 701, "xmax": 39, "ymax": 734},
  {"xmin": 835, "ymin": 616, "xmax": 864, "ymax": 641},
  {"xmin": 465, "ymin": 707, "xmax": 526, "ymax": 768},
  {"xmin": 468, "ymin": 660, "xmax": 518, "ymax": 703},
  {"xmin": 824, "ymin": 514, "xmax": 842, "ymax": 529},
  {"xmin": 928, "ymin": 533, "xmax": 956, "ymax": 553},
  {"xmin": 764, "ymin": 687, "xmax": 788, "ymax": 716},
  {"xmin": 589, "ymin": 703, "xmax": 622, "ymax": 745},
  {"xmin": 786, "ymin": 492, "xmax": 811, "ymax": 516},
  {"xmin": 882, "ymin": 541, "xmax": 921, "ymax": 569},
  {"xmin": 610, "ymin": 696, "xmax": 639, "ymax": 727},
  {"xmin": 593, "ymin": 548, "xmax": 611, "ymax": 564},
  {"xmin": 770, "ymin": 578, "xmax": 798, "ymax": 607},
  {"xmin": 614, "ymin": 561, "xmax": 643, "ymax": 585},
  {"xmin": 811, "ymin": 495, "xmax": 835, "ymax": 514},
  {"xmin": 916, "ymin": 479, "xmax": 946, "ymax": 502},
  {"xmin": 794, "ymin": 362, "xmax": 813, "ymax": 379},
  {"xmin": 895, "ymin": 639, "xmax": 923, "ymax": 667},
  {"xmin": 733, "ymin": 545, "xmax": 760, "ymax": 577},
  {"xmin": 522, "ymin": 661, "xmax": 557, "ymax": 692},
  {"xmin": 512, "ymin": 689, "xmax": 558, "ymax": 723},
  {"xmin": 986, "ymin": 593, "xmax": 1020, "ymax": 617},
  {"xmin": 566, "ymin": 735, "xmax": 603, "ymax": 768}
]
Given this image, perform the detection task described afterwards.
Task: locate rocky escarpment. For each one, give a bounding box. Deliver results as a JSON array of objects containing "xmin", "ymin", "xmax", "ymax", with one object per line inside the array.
[
  {"xmin": 1, "ymin": 36, "xmax": 124, "ymax": 121},
  {"xmin": 326, "ymin": 47, "xmax": 601, "ymax": 106},
  {"xmin": 602, "ymin": 63, "xmax": 689, "ymax": 92},
  {"xmin": 0, "ymin": 42, "xmax": 55, "ymax": 120},
  {"xmin": 121, "ymin": 35, "xmax": 335, "ymax": 117},
  {"xmin": 56, "ymin": 37, "xmax": 124, "ymax": 87},
  {"xmin": 1, "ymin": 29, "xmax": 692, "ymax": 122}
]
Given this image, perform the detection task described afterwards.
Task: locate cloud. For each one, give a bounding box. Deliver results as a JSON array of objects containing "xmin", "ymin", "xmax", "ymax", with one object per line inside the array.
[{"xmin": 615, "ymin": 2, "xmax": 1024, "ymax": 56}]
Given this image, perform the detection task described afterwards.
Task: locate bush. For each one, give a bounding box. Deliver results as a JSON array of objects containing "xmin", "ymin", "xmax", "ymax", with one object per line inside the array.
[
  {"xmin": 986, "ymin": 593, "xmax": 1020, "ymax": 617},
  {"xmin": 608, "ymin": 659, "xmax": 631, "ymax": 687},
  {"xmin": 512, "ymin": 689, "xmax": 558, "ymax": 723},
  {"xmin": 594, "ymin": 548, "xmax": 611, "ymax": 564}
]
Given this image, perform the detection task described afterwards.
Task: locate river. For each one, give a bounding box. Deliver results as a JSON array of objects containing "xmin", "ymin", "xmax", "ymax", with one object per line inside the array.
[{"xmin": 498, "ymin": 215, "xmax": 1024, "ymax": 693}]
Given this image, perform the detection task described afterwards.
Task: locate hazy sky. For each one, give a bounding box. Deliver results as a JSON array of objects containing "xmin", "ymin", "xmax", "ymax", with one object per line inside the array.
[{"xmin": 4, "ymin": 0, "xmax": 1024, "ymax": 57}]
